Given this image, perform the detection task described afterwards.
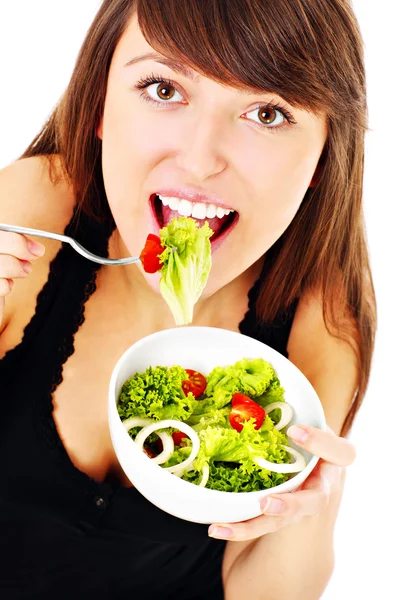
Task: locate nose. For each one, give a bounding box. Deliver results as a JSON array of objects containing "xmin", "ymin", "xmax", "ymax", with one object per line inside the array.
[{"xmin": 175, "ymin": 113, "xmax": 228, "ymax": 181}]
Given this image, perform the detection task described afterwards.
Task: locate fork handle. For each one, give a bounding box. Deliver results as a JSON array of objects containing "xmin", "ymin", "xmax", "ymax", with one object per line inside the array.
[
  {"xmin": 0, "ymin": 223, "xmax": 141, "ymax": 266},
  {"xmin": 0, "ymin": 223, "xmax": 69, "ymax": 244}
]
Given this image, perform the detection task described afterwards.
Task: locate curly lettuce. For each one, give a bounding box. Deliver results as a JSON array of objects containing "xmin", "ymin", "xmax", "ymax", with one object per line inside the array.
[
  {"xmin": 184, "ymin": 421, "xmax": 291, "ymax": 491},
  {"xmin": 197, "ymin": 357, "xmax": 277, "ymax": 411},
  {"xmin": 117, "ymin": 365, "xmax": 196, "ymax": 422}
]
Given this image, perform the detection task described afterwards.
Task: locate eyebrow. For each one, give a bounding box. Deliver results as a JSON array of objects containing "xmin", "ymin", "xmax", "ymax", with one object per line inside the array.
[
  {"xmin": 124, "ymin": 51, "xmax": 293, "ymax": 105},
  {"xmin": 124, "ymin": 52, "xmax": 200, "ymax": 83}
]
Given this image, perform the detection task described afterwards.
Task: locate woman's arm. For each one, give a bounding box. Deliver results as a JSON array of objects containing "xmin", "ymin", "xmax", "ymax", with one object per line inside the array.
[
  {"xmin": 224, "ymin": 470, "xmax": 346, "ymax": 600},
  {"xmin": 221, "ymin": 289, "xmax": 359, "ymax": 600}
]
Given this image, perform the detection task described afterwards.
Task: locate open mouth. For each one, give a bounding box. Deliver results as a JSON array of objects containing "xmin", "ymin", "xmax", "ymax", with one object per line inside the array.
[{"xmin": 150, "ymin": 193, "xmax": 239, "ymax": 244}]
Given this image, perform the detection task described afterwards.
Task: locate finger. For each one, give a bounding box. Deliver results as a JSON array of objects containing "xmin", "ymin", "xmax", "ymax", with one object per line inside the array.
[
  {"xmin": 0, "ymin": 254, "xmax": 32, "ymax": 279},
  {"xmin": 0, "ymin": 278, "xmax": 14, "ymax": 296},
  {"xmin": 262, "ymin": 468, "xmax": 332, "ymax": 518},
  {"xmin": 287, "ymin": 425, "xmax": 356, "ymax": 466},
  {"xmin": 0, "ymin": 231, "xmax": 45, "ymax": 260},
  {"xmin": 209, "ymin": 512, "xmax": 288, "ymax": 541}
]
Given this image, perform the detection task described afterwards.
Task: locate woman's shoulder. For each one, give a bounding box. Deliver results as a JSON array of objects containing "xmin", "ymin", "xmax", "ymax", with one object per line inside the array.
[
  {"xmin": 0, "ymin": 154, "xmax": 76, "ymax": 336},
  {"xmin": 0, "ymin": 154, "xmax": 75, "ymax": 232},
  {"xmin": 286, "ymin": 286, "xmax": 359, "ymax": 435}
]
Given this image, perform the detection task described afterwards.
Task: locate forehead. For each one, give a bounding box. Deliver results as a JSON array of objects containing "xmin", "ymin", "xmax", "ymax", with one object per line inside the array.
[
  {"xmin": 110, "ymin": 11, "xmax": 328, "ymax": 135},
  {"xmin": 112, "ymin": 15, "xmax": 156, "ymax": 66}
]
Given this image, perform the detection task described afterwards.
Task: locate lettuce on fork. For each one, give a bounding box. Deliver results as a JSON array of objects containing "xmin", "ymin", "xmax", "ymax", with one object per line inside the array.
[{"xmin": 158, "ymin": 216, "xmax": 213, "ymax": 325}]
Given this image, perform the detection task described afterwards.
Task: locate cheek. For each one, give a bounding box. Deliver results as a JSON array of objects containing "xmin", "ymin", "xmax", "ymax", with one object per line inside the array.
[
  {"xmin": 242, "ymin": 137, "xmax": 315, "ymax": 196},
  {"xmin": 100, "ymin": 94, "xmax": 159, "ymax": 209},
  {"xmin": 101, "ymin": 96, "xmax": 154, "ymax": 177},
  {"xmin": 238, "ymin": 134, "xmax": 320, "ymax": 227},
  {"xmin": 101, "ymin": 89, "xmax": 181, "ymax": 171}
]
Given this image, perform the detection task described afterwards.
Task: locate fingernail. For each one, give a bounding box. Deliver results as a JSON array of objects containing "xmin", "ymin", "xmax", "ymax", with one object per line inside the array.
[
  {"xmin": 28, "ymin": 240, "xmax": 45, "ymax": 257},
  {"xmin": 22, "ymin": 261, "xmax": 32, "ymax": 274},
  {"xmin": 288, "ymin": 426, "xmax": 309, "ymax": 443},
  {"xmin": 208, "ymin": 526, "xmax": 234, "ymax": 539},
  {"xmin": 261, "ymin": 497, "xmax": 285, "ymax": 514}
]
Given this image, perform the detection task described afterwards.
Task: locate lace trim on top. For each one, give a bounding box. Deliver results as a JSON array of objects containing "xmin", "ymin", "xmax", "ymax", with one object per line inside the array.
[
  {"xmin": 0, "ymin": 208, "xmax": 114, "ymax": 492},
  {"xmin": 239, "ymin": 270, "xmax": 298, "ymax": 356},
  {"xmin": 42, "ymin": 255, "xmax": 104, "ymax": 490},
  {"xmin": 39, "ymin": 213, "xmax": 113, "ymax": 491}
]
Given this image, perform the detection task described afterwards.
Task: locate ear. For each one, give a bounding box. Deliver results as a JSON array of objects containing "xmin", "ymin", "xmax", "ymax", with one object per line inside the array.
[{"xmin": 96, "ymin": 116, "xmax": 103, "ymax": 140}]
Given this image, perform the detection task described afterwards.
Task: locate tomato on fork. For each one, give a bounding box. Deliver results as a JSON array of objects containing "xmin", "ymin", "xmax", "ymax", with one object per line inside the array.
[{"xmin": 139, "ymin": 234, "xmax": 164, "ymax": 273}]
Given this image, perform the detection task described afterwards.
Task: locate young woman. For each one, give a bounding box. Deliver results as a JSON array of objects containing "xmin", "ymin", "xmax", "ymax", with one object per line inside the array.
[{"xmin": 0, "ymin": 1, "xmax": 376, "ymax": 598}]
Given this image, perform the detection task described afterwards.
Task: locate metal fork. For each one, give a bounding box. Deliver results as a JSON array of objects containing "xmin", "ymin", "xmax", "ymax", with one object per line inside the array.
[{"xmin": 0, "ymin": 223, "xmax": 140, "ymax": 266}]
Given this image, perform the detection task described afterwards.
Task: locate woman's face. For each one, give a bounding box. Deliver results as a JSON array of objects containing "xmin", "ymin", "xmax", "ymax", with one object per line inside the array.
[{"xmin": 98, "ymin": 15, "xmax": 327, "ymax": 297}]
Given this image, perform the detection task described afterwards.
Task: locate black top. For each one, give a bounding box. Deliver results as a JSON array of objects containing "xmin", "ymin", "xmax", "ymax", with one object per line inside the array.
[{"xmin": 0, "ymin": 208, "xmax": 298, "ymax": 600}]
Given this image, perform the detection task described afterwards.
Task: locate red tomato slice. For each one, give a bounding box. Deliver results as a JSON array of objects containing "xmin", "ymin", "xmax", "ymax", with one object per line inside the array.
[
  {"xmin": 154, "ymin": 436, "xmax": 163, "ymax": 454},
  {"xmin": 229, "ymin": 399, "xmax": 265, "ymax": 432},
  {"xmin": 231, "ymin": 392, "xmax": 254, "ymax": 407},
  {"xmin": 144, "ymin": 445, "xmax": 157, "ymax": 458},
  {"xmin": 155, "ymin": 432, "xmax": 188, "ymax": 451},
  {"xmin": 172, "ymin": 432, "xmax": 189, "ymax": 446},
  {"xmin": 182, "ymin": 369, "xmax": 207, "ymax": 398},
  {"xmin": 139, "ymin": 234, "xmax": 164, "ymax": 273}
]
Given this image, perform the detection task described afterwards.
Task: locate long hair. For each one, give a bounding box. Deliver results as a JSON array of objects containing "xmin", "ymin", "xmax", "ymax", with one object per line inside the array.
[{"xmin": 21, "ymin": 0, "xmax": 376, "ymax": 436}]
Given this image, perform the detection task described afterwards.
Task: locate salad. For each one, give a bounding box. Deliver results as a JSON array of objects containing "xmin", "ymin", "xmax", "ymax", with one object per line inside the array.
[
  {"xmin": 139, "ymin": 216, "xmax": 213, "ymax": 325},
  {"xmin": 117, "ymin": 357, "xmax": 306, "ymax": 493}
]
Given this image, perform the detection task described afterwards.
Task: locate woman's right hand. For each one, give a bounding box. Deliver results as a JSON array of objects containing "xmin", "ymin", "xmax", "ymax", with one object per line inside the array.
[{"xmin": 0, "ymin": 230, "xmax": 45, "ymax": 327}]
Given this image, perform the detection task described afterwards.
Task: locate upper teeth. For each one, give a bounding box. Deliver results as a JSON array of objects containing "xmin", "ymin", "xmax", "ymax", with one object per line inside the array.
[{"xmin": 158, "ymin": 194, "xmax": 234, "ymax": 219}]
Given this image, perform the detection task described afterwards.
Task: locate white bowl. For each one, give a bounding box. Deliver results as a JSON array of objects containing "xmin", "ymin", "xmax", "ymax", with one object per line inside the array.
[{"xmin": 108, "ymin": 326, "xmax": 326, "ymax": 524}]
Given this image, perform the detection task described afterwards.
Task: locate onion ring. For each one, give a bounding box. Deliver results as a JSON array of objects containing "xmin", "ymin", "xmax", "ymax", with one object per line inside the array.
[
  {"xmin": 251, "ymin": 445, "xmax": 306, "ymax": 473},
  {"xmin": 122, "ymin": 417, "xmax": 154, "ymax": 431},
  {"xmin": 264, "ymin": 402, "xmax": 293, "ymax": 430},
  {"xmin": 135, "ymin": 419, "xmax": 200, "ymax": 474}
]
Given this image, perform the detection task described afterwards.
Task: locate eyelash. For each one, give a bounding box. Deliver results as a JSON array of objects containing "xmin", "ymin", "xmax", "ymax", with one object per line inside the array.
[{"xmin": 133, "ymin": 74, "xmax": 297, "ymax": 132}]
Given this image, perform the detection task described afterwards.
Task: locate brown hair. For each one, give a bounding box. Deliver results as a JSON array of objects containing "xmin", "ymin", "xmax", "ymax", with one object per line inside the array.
[{"xmin": 21, "ymin": 0, "xmax": 376, "ymax": 437}]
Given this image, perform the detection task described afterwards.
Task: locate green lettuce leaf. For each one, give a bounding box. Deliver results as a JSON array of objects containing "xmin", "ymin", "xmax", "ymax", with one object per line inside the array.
[
  {"xmin": 255, "ymin": 372, "xmax": 286, "ymax": 424},
  {"xmin": 203, "ymin": 357, "xmax": 276, "ymax": 409},
  {"xmin": 194, "ymin": 420, "xmax": 290, "ymax": 471},
  {"xmin": 158, "ymin": 216, "xmax": 213, "ymax": 325},
  {"xmin": 117, "ymin": 365, "xmax": 195, "ymax": 422},
  {"xmin": 181, "ymin": 419, "xmax": 291, "ymax": 492},
  {"xmin": 186, "ymin": 406, "xmax": 230, "ymax": 430},
  {"xmin": 256, "ymin": 372, "xmax": 285, "ymax": 406},
  {"xmin": 182, "ymin": 462, "xmax": 289, "ymax": 492},
  {"xmin": 162, "ymin": 445, "xmax": 192, "ymax": 469}
]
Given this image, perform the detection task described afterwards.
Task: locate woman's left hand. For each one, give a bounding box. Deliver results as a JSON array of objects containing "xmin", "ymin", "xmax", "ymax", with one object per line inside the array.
[{"xmin": 208, "ymin": 424, "xmax": 356, "ymax": 541}]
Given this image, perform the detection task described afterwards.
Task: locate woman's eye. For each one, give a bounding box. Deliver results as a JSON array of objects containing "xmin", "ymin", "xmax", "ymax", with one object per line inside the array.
[
  {"xmin": 147, "ymin": 82, "xmax": 183, "ymax": 103},
  {"xmin": 245, "ymin": 106, "xmax": 286, "ymax": 128}
]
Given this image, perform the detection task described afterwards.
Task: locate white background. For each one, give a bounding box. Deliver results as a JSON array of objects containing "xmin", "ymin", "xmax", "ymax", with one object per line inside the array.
[{"xmin": 0, "ymin": 2, "xmax": 399, "ymax": 598}]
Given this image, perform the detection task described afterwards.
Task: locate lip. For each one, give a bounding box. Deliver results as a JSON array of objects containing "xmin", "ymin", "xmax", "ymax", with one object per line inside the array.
[
  {"xmin": 154, "ymin": 188, "xmax": 236, "ymax": 211},
  {"xmin": 148, "ymin": 193, "xmax": 239, "ymax": 252}
]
